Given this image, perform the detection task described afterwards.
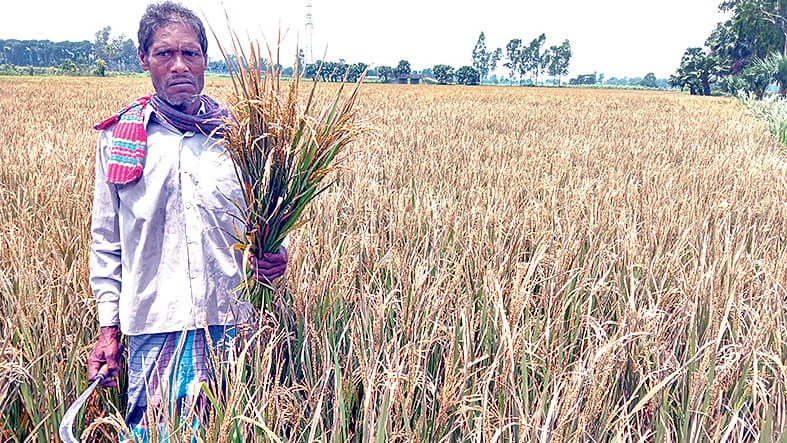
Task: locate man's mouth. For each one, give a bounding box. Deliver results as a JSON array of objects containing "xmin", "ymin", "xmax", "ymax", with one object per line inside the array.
[{"xmin": 169, "ymin": 78, "xmax": 194, "ymax": 88}]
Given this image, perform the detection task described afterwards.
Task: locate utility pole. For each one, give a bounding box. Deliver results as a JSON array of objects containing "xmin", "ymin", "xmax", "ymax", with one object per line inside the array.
[{"xmin": 305, "ymin": 0, "xmax": 314, "ymax": 64}]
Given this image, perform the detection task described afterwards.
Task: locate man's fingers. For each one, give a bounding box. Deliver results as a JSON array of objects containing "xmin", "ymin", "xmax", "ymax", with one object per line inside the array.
[
  {"xmin": 255, "ymin": 262, "xmax": 286, "ymax": 278},
  {"xmin": 105, "ymin": 357, "xmax": 120, "ymax": 375},
  {"xmin": 87, "ymin": 352, "xmax": 104, "ymax": 381},
  {"xmin": 99, "ymin": 376, "xmax": 118, "ymax": 388},
  {"xmin": 268, "ymin": 263, "xmax": 286, "ymax": 279},
  {"xmin": 251, "ymin": 246, "xmax": 288, "ymax": 282}
]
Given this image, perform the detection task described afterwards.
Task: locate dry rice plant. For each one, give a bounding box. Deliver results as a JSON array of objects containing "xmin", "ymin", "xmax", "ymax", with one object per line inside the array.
[{"xmin": 1, "ymin": 76, "xmax": 786, "ymax": 442}]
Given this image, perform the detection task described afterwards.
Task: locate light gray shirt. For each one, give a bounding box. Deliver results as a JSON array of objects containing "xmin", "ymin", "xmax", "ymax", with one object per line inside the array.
[{"xmin": 89, "ymin": 105, "xmax": 248, "ymax": 336}]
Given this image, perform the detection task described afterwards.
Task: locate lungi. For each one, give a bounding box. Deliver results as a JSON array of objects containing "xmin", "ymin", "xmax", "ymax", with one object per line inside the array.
[{"xmin": 124, "ymin": 326, "xmax": 235, "ymax": 442}]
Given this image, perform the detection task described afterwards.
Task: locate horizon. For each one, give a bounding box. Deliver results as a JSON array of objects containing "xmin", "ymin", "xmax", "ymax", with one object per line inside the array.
[{"xmin": 2, "ymin": 0, "xmax": 730, "ymax": 79}]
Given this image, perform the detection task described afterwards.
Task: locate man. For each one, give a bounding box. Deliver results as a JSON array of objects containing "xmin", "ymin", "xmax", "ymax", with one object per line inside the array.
[{"xmin": 86, "ymin": 1, "xmax": 287, "ymax": 438}]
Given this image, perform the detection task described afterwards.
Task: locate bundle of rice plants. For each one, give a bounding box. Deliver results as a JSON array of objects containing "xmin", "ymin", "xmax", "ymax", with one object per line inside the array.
[{"xmin": 216, "ymin": 28, "xmax": 366, "ymax": 311}]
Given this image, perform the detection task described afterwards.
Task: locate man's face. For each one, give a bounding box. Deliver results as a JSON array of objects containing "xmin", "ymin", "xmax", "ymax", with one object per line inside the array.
[{"xmin": 139, "ymin": 23, "xmax": 207, "ymax": 114}]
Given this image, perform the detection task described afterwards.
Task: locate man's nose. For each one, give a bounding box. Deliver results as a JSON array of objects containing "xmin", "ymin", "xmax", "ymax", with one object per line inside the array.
[{"xmin": 171, "ymin": 53, "xmax": 189, "ymax": 72}]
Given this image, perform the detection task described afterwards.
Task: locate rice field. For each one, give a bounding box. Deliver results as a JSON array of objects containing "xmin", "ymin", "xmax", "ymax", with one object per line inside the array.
[{"xmin": 1, "ymin": 76, "xmax": 786, "ymax": 442}]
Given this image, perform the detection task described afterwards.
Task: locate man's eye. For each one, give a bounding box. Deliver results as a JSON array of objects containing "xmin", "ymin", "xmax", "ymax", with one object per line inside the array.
[
  {"xmin": 157, "ymin": 51, "xmax": 170, "ymax": 57},
  {"xmin": 184, "ymin": 51, "xmax": 198, "ymax": 57}
]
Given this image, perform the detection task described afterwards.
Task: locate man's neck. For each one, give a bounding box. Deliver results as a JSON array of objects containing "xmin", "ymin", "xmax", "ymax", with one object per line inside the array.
[
  {"xmin": 177, "ymin": 96, "xmax": 202, "ymax": 115},
  {"xmin": 161, "ymin": 95, "xmax": 202, "ymax": 115}
]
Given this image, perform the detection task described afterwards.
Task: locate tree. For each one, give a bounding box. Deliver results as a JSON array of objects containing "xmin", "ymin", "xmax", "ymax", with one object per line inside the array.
[
  {"xmin": 718, "ymin": 74, "xmax": 750, "ymax": 95},
  {"xmin": 456, "ymin": 65, "xmax": 480, "ymax": 85},
  {"xmin": 769, "ymin": 52, "xmax": 787, "ymax": 95},
  {"xmin": 433, "ymin": 64, "xmax": 455, "ymax": 84},
  {"xmin": 207, "ymin": 59, "xmax": 229, "ymax": 74},
  {"xmin": 472, "ymin": 32, "xmax": 489, "ymax": 78},
  {"xmin": 504, "ymin": 39, "xmax": 522, "ymax": 84},
  {"xmin": 58, "ymin": 58, "xmax": 77, "ymax": 73},
  {"xmin": 709, "ymin": 0, "xmax": 786, "ymax": 78},
  {"xmin": 673, "ymin": 47, "xmax": 722, "ymax": 95},
  {"xmin": 323, "ymin": 60, "xmax": 349, "ymax": 82},
  {"xmin": 304, "ymin": 61, "xmax": 320, "ymax": 79},
  {"xmin": 546, "ymin": 39, "xmax": 572, "ymax": 85},
  {"xmin": 0, "ymin": 39, "xmax": 93, "ymax": 68},
  {"xmin": 489, "ymin": 48, "xmax": 503, "ymax": 80},
  {"xmin": 721, "ymin": 0, "xmax": 787, "ymax": 55},
  {"xmin": 521, "ymin": 34, "xmax": 547, "ymax": 84},
  {"xmin": 347, "ymin": 62, "xmax": 368, "ymax": 83},
  {"xmin": 377, "ymin": 65, "xmax": 394, "ymax": 82},
  {"xmin": 640, "ymin": 72, "xmax": 658, "ymax": 88},
  {"xmin": 741, "ymin": 58, "xmax": 772, "ymax": 97},
  {"xmin": 472, "ymin": 32, "xmax": 502, "ymax": 82},
  {"xmin": 396, "ymin": 60, "xmax": 411, "ymax": 78},
  {"xmin": 109, "ymin": 35, "xmax": 139, "ymax": 71},
  {"xmin": 752, "ymin": 51, "xmax": 787, "ymax": 95},
  {"xmin": 94, "ymin": 26, "xmax": 111, "ymax": 62},
  {"xmin": 93, "ymin": 26, "xmax": 139, "ymax": 72}
]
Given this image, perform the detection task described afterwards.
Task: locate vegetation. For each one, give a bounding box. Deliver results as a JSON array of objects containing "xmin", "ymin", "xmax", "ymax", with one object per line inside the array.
[
  {"xmin": 455, "ymin": 65, "xmax": 481, "ymax": 85},
  {"xmin": 0, "ymin": 39, "xmax": 94, "ymax": 68},
  {"xmin": 2, "ymin": 77, "xmax": 786, "ymax": 441},
  {"xmin": 219, "ymin": 37, "xmax": 366, "ymax": 310},
  {"xmin": 0, "ymin": 27, "xmax": 139, "ymax": 76},
  {"xmin": 673, "ymin": 0, "xmax": 787, "ymax": 97},
  {"xmin": 500, "ymin": 34, "xmax": 572, "ymax": 85},
  {"xmin": 471, "ymin": 32, "xmax": 502, "ymax": 82},
  {"xmin": 739, "ymin": 92, "xmax": 787, "ymax": 143},
  {"xmin": 432, "ymin": 64, "xmax": 455, "ymax": 85}
]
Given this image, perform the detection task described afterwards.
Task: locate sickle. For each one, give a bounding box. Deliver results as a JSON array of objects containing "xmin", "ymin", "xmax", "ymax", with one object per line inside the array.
[
  {"xmin": 59, "ymin": 371, "xmax": 106, "ymax": 443},
  {"xmin": 59, "ymin": 339, "xmax": 125, "ymax": 443}
]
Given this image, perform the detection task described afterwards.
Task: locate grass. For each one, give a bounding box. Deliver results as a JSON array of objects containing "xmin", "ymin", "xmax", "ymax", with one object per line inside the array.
[
  {"xmin": 1, "ymin": 78, "xmax": 786, "ymax": 441},
  {"xmin": 740, "ymin": 93, "xmax": 787, "ymax": 149}
]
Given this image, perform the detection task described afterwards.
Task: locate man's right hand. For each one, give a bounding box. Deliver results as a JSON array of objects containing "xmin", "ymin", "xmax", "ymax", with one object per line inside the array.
[{"xmin": 87, "ymin": 325, "xmax": 122, "ymax": 387}]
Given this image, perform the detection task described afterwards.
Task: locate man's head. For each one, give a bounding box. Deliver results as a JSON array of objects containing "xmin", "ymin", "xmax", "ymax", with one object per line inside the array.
[{"xmin": 138, "ymin": 2, "xmax": 208, "ymax": 114}]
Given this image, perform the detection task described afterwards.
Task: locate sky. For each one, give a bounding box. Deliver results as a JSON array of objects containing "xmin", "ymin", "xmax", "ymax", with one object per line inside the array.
[{"xmin": 2, "ymin": 0, "xmax": 730, "ymax": 79}]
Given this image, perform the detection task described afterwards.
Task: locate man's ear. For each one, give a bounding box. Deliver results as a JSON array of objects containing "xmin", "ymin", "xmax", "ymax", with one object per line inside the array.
[{"xmin": 139, "ymin": 49, "xmax": 150, "ymax": 72}]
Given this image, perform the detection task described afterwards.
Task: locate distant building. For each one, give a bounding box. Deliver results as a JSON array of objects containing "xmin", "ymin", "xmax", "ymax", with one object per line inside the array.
[
  {"xmin": 397, "ymin": 73, "xmax": 423, "ymax": 85},
  {"xmin": 570, "ymin": 74, "xmax": 596, "ymax": 85}
]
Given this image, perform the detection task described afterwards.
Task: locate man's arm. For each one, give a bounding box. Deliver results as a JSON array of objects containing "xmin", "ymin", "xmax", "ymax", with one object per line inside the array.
[{"xmin": 87, "ymin": 131, "xmax": 123, "ymax": 386}]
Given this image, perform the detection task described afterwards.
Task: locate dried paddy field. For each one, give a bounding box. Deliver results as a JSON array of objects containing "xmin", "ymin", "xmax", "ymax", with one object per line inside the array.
[{"xmin": 1, "ymin": 76, "xmax": 786, "ymax": 441}]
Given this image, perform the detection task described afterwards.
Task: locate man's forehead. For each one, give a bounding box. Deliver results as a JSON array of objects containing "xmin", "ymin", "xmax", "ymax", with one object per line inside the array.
[{"xmin": 150, "ymin": 24, "xmax": 201, "ymax": 47}]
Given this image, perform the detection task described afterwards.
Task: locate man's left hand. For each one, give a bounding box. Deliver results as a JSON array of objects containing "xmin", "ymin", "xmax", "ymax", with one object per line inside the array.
[{"xmin": 251, "ymin": 245, "xmax": 288, "ymax": 283}]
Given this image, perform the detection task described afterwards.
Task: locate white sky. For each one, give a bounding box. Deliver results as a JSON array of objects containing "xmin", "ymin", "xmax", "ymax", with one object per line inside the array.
[{"xmin": 2, "ymin": 0, "xmax": 729, "ymax": 78}]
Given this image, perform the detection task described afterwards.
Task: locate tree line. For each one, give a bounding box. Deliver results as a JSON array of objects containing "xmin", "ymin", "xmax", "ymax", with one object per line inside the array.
[
  {"xmin": 0, "ymin": 26, "xmax": 139, "ymax": 76},
  {"xmin": 673, "ymin": 0, "xmax": 787, "ymax": 97},
  {"xmin": 1, "ymin": 26, "xmax": 572, "ymax": 87},
  {"xmin": 410, "ymin": 32, "xmax": 572, "ymax": 86}
]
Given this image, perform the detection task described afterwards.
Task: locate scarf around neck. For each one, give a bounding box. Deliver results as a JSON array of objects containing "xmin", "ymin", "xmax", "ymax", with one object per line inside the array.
[{"xmin": 93, "ymin": 94, "xmax": 230, "ymax": 184}]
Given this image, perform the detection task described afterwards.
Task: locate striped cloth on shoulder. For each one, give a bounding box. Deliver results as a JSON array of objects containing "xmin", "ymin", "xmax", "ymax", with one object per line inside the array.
[{"xmin": 93, "ymin": 95, "xmax": 230, "ymax": 185}]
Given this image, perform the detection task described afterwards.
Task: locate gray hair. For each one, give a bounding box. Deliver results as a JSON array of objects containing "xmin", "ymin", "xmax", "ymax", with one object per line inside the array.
[{"xmin": 137, "ymin": 1, "xmax": 208, "ymax": 56}]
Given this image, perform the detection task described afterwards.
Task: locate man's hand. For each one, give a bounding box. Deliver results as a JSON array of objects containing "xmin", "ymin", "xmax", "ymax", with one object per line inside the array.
[
  {"xmin": 251, "ymin": 245, "xmax": 288, "ymax": 283},
  {"xmin": 87, "ymin": 326, "xmax": 122, "ymax": 388}
]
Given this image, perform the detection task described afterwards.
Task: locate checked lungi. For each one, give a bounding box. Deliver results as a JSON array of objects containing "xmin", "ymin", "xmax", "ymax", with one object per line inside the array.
[{"xmin": 124, "ymin": 326, "xmax": 235, "ymax": 442}]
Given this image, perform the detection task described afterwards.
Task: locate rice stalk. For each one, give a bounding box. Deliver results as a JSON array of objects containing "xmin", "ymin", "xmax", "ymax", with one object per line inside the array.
[{"xmin": 213, "ymin": 20, "xmax": 368, "ymax": 311}]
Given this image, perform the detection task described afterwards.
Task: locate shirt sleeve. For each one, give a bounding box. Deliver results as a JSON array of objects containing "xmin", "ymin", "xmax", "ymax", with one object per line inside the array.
[{"xmin": 89, "ymin": 130, "xmax": 122, "ymax": 327}]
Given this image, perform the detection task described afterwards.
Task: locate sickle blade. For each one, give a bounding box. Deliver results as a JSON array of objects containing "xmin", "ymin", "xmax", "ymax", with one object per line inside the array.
[{"xmin": 59, "ymin": 375, "xmax": 103, "ymax": 443}]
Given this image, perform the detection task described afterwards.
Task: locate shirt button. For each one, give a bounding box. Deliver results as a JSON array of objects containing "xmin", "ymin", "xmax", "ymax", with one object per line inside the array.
[
  {"xmin": 185, "ymin": 204, "xmax": 192, "ymax": 210},
  {"xmin": 190, "ymin": 272, "xmax": 197, "ymax": 279}
]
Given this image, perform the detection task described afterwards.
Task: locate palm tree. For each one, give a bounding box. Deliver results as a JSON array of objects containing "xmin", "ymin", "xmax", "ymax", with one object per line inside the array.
[
  {"xmin": 673, "ymin": 47, "xmax": 723, "ymax": 95},
  {"xmin": 741, "ymin": 59, "xmax": 772, "ymax": 98},
  {"xmin": 756, "ymin": 52, "xmax": 787, "ymax": 96}
]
